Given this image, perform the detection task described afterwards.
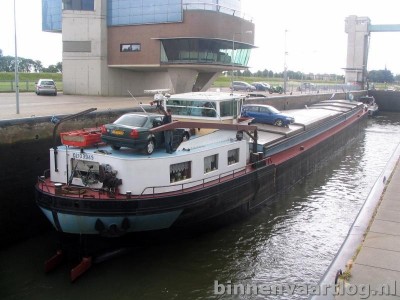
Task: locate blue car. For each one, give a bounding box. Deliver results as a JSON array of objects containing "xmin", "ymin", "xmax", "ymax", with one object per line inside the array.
[{"xmin": 241, "ymin": 104, "xmax": 295, "ymax": 127}]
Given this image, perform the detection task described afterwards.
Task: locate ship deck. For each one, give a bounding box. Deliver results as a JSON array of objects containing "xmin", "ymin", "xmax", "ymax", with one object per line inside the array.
[
  {"xmin": 58, "ymin": 129, "xmax": 242, "ymax": 160},
  {"xmin": 253, "ymin": 100, "xmax": 362, "ymax": 147},
  {"xmin": 58, "ymin": 100, "xmax": 363, "ymax": 160}
]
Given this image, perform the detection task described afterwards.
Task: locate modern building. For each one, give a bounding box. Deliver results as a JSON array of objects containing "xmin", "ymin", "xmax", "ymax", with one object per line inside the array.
[{"xmin": 42, "ymin": 0, "xmax": 255, "ymax": 96}]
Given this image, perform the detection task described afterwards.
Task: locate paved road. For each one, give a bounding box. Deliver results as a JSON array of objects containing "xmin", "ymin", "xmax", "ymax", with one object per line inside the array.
[
  {"xmin": 0, "ymin": 89, "xmax": 322, "ymax": 121},
  {"xmin": 0, "ymin": 92, "xmax": 153, "ymax": 120}
]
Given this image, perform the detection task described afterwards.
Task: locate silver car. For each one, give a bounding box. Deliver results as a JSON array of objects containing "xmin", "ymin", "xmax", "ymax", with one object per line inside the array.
[
  {"xmin": 231, "ymin": 81, "xmax": 256, "ymax": 92},
  {"xmin": 35, "ymin": 79, "xmax": 57, "ymax": 96}
]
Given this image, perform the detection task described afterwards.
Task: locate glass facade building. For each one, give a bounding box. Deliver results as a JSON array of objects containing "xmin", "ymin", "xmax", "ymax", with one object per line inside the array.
[
  {"xmin": 107, "ymin": 0, "xmax": 183, "ymax": 26},
  {"xmin": 42, "ymin": 0, "xmax": 252, "ymax": 95},
  {"xmin": 42, "ymin": 0, "xmax": 242, "ymax": 30},
  {"xmin": 160, "ymin": 38, "xmax": 251, "ymax": 67},
  {"xmin": 42, "ymin": 0, "xmax": 62, "ymax": 32},
  {"xmin": 42, "ymin": 0, "xmax": 251, "ymax": 68}
]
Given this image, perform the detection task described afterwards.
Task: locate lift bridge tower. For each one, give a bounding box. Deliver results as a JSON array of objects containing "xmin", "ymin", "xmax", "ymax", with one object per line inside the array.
[{"xmin": 344, "ymin": 15, "xmax": 400, "ymax": 89}]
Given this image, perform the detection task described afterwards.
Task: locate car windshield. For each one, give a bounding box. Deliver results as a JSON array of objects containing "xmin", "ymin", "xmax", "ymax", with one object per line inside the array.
[
  {"xmin": 114, "ymin": 115, "xmax": 147, "ymax": 127},
  {"xmin": 42, "ymin": 81, "xmax": 54, "ymax": 85}
]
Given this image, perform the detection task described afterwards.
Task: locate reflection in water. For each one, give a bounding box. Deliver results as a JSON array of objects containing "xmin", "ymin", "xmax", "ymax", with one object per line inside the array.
[{"xmin": 0, "ymin": 113, "xmax": 399, "ymax": 300}]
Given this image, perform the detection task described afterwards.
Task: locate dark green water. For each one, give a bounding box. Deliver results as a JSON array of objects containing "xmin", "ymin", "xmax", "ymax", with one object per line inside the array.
[{"xmin": 1, "ymin": 113, "xmax": 399, "ymax": 300}]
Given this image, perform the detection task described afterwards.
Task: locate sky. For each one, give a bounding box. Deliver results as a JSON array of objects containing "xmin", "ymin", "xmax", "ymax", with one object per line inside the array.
[{"xmin": 0, "ymin": 0, "xmax": 399, "ymax": 75}]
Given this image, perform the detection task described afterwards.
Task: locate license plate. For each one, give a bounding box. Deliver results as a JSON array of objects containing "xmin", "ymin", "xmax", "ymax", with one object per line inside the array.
[{"xmin": 112, "ymin": 129, "xmax": 124, "ymax": 136}]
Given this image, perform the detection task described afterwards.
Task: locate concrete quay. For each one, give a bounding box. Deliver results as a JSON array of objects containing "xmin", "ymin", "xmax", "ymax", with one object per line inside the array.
[
  {"xmin": 336, "ymin": 152, "xmax": 400, "ymax": 300},
  {"xmin": 0, "ymin": 90, "xmax": 366, "ymax": 121},
  {"xmin": 0, "ymin": 92, "xmax": 153, "ymax": 120},
  {"xmin": 313, "ymin": 143, "xmax": 400, "ymax": 300}
]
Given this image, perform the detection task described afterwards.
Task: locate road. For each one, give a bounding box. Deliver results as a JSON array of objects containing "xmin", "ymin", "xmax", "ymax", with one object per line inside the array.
[
  {"xmin": 0, "ymin": 92, "xmax": 153, "ymax": 120},
  {"xmin": 0, "ymin": 89, "xmax": 320, "ymax": 120}
]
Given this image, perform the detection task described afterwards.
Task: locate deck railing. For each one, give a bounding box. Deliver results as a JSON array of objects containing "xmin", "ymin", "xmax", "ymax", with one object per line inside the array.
[{"xmin": 37, "ymin": 156, "xmax": 273, "ymax": 200}]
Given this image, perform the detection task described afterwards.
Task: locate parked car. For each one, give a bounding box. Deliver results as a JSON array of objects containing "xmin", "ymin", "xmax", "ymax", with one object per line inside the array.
[
  {"xmin": 101, "ymin": 113, "xmax": 184, "ymax": 154},
  {"xmin": 297, "ymin": 82, "xmax": 317, "ymax": 91},
  {"xmin": 241, "ymin": 104, "xmax": 295, "ymax": 127},
  {"xmin": 251, "ymin": 82, "xmax": 270, "ymax": 91},
  {"xmin": 35, "ymin": 79, "xmax": 57, "ymax": 96},
  {"xmin": 261, "ymin": 81, "xmax": 271, "ymax": 90},
  {"xmin": 231, "ymin": 81, "xmax": 256, "ymax": 92}
]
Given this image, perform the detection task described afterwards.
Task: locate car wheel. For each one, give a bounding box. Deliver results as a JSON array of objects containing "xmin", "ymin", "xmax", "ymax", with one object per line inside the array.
[
  {"xmin": 111, "ymin": 145, "xmax": 121, "ymax": 150},
  {"xmin": 274, "ymin": 119, "xmax": 284, "ymax": 127},
  {"xmin": 246, "ymin": 88, "xmax": 251, "ymax": 92},
  {"xmin": 145, "ymin": 139, "xmax": 155, "ymax": 155},
  {"xmin": 36, "ymin": 91, "xmax": 40, "ymax": 95},
  {"xmin": 182, "ymin": 132, "xmax": 190, "ymax": 142},
  {"xmin": 54, "ymin": 92, "xmax": 57, "ymax": 96}
]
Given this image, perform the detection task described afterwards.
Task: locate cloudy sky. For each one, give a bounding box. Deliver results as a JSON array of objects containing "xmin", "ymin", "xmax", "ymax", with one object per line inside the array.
[
  {"xmin": 0, "ymin": 0, "xmax": 399, "ymax": 75},
  {"xmin": 244, "ymin": 0, "xmax": 400, "ymax": 75}
]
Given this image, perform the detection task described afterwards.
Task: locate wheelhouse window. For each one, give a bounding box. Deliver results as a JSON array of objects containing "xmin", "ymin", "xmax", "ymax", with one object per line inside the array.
[
  {"xmin": 121, "ymin": 43, "xmax": 141, "ymax": 52},
  {"xmin": 170, "ymin": 161, "xmax": 191, "ymax": 183},
  {"xmin": 220, "ymin": 100, "xmax": 238, "ymax": 117},
  {"xmin": 204, "ymin": 154, "xmax": 218, "ymax": 174},
  {"xmin": 167, "ymin": 100, "xmax": 216, "ymax": 117},
  {"xmin": 227, "ymin": 149, "xmax": 239, "ymax": 165}
]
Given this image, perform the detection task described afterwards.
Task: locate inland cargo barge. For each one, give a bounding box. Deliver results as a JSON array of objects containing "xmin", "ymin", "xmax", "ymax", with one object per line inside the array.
[{"xmin": 35, "ymin": 92, "xmax": 367, "ymax": 280}]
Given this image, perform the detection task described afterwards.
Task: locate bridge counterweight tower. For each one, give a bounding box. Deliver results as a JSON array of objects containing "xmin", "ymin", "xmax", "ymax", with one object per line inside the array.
[{"xmin": 345, "ymin": 15, "xmax": 400, "ymax": 89}]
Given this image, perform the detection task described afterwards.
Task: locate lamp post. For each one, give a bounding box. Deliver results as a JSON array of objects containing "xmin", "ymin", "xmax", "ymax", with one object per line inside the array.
[
  {"xmin": 14, "ymin": 0, "xmax": 20, "ymax": 114},
  {"xmin": 283, "ymin": 29, "xmax": 288, "ymax": 95},
  {"xmin": 231, "ymin": 30, "xmax": 252, "ymax": 86}
]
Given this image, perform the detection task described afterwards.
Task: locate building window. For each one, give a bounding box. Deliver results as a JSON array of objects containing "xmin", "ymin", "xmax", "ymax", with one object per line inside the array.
[
  {"xmin": 120, "ymin": 43, "xmax": 141, "ymax": 52},
  {"xmin": 42, "ymin": 0, "xmax": 62, "ymax": 32},
  {"xmin": 227, "ymin": 149, "xmax": 239, "ymax": 165},
  {"xmin": 63, "ymin": 0, "xmax": 94, "ymax": 11},
  {"xmin": 107, "ymin": 0, "xmax": 183, "ymax": 26},
  {"xmin": 160, "ymin": 38, "xmax": 252, "ymax": 67},
  {"xmin": 170, "ymin": 161, "xmax": 191, "ymax": 183},
  {"xmin": 204, "ymin": 154, "xmax": 218, "ymax": 174}
]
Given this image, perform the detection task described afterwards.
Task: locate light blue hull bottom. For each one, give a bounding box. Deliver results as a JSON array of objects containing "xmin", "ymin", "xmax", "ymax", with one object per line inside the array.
[{"xmin": 40, "ymin": 208, "xmax": 183, "ymax": 235}]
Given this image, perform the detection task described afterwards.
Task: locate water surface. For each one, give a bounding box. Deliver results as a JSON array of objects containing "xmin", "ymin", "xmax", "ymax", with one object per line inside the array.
[{"xmin": 1, "ymin": 113, "xmax": 399, "ymax": 300}]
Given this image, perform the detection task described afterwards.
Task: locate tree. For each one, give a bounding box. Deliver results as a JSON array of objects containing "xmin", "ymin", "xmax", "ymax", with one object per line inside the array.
[
  {"xmin": 56, "ymin": 62, "xmax": 62, "ymax": 73},
  {"xmin": 33, "ymin": 60, "xmax": 43, "ymax": 72},
  {"xmin": 0, "ymin": 52, "xmax": 62, "ymax": 73},
  {"xmin": 0, "ymin": 56, "xmax": 15, "ymax": 72},
  {"xmin": 368, "ymin": 69, "xmax": 394, "ymax": 83},
  {"xmin": 19, "ymin": 58, "xmax": 36, "ymax": 72},
  {"xmin": 242, "ymin": 69, "xmax": 252, "ymax": 77},
  {"xmin": 261, "ymin": 69, "xmax": 269, "ymax": 78}
]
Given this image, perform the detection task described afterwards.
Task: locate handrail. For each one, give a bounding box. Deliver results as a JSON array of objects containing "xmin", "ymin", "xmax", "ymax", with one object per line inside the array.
[
  {"xmin": 182, "ymin": 2, "xmax": 253, "ymax": 22},
  {"xmin": 37, "ymin": 156, "xmax": 273, "ymax": 200},
  {"xmin": 52, "ymin": 108, "xmax": 97, "ymax": 172},
  {"xmin": 141, "ymin": 156, "xmax": 272, "ymax": 196}
]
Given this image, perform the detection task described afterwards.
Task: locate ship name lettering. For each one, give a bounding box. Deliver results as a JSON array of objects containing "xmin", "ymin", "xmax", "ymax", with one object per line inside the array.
[{"xmin": 72, "ymin": 153, "xmax": 94, "ymax": 160}]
